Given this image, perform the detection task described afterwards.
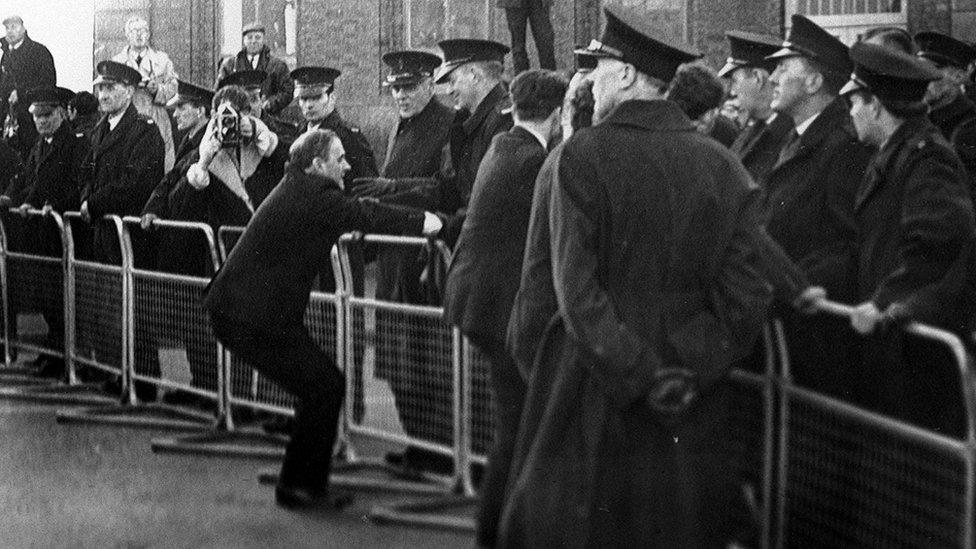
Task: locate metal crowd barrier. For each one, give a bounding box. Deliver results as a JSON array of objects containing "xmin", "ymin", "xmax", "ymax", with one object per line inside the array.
[{"xmin": 774, "ymin": 300, "xmax": 976, "ymax": 548}]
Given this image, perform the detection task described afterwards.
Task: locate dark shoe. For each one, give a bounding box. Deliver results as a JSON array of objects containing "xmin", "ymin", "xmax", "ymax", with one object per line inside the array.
[
  {"xmin": 31, "ymin": 356, "xmax": 65, "ymax": 379},
  {"xmin": 274, "ymin": 484, "xmax": 354, "ymax": 511},
  {"xmin": 262, "ymin": 415, "xmax": 295, "ymax": 435},
  {"xmin": 403, "ymin": 446, "xmax": 454, "ymax": 475}
]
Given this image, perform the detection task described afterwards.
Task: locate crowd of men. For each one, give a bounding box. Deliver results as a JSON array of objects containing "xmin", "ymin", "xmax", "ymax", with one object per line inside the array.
[{"xmin": 2, "ymin": 5, "xmax": 976, "ymax": 547}]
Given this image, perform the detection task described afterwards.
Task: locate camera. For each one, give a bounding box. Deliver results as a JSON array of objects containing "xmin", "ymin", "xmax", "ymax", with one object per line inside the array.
[{"xmin": 215, "ymin": 103, "xmax": 249, "ymax": 148}]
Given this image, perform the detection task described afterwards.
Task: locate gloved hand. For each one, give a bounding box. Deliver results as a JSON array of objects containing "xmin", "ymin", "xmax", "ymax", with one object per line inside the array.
[
  {"xmin": 0, "ymin": 195, "xmax": 12, "ymax": 210},
  {"xmin": 646, "ymin": 367, "xmax": 698, "ymax": 416},
  {"xmin": 793, "ymin": 285, "xmax": 827, "ymax": 315},
  {"xmin": 140, "ymin": 213, "xmax": 159, "ymax": 230},
  {"xmin": 351, "ymin": 177, "xmax": 396, "ymax": 198}
]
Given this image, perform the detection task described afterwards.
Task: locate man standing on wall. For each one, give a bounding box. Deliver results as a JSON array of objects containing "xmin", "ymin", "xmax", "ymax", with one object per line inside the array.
[
  {"xmin": 216, "ymin": 22, "xmax": 294, "ymax": 117},
  {"xmin": 0, "ymin": 15, "xmax": 56, "ymax": 162},
  {"xmin": 113, "ymin": 15, "xmax": 178, "ymax": 172},
  {"xmin": 498, "ymin": 0, "xmax": 556, "ymax": 75}
]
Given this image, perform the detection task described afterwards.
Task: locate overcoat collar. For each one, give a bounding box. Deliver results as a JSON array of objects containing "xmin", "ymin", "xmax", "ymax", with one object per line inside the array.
[
  {"xmin": 601, "ymin": 99, "xmax": 696, "ymax": 132},
  {"xmin": 854, "ymin": 115, "xmax": 932, "ymax": 211},
  {"xmin": 91, "ymin": 103, "xmax": 140, "ymax": 161},
  {"xmin": 36, "ymin": 122, "xmax": 71, "ymax": 166},
  {"xmin": 462, "ymin": 83, "xmax": 509, "ymax": 136},
  {"xmin": 773, "ymin": 96, "xmax": 850, "ymax": 169}
]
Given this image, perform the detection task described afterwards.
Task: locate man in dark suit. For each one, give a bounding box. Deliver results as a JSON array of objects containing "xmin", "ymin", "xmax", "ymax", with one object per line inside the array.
[
  {"xmin": 167, "ymin": 81, "xmax": 212, "ymax": 166},
  {"xmin": 80, "ymin": 61, "xmax": 165, "ymax": 265},
  {"xmin": 355, "ymin": 39, "xmax": 513, "ymax": 247},
  {"xmin": 763, "ymin": 15, "xmax": 873, "ymax": 400},
  {"xmin": 497, "ymin": 0, "xmax": 555, "ymax": 74},
  {"xmin": 842, "ymin": 43, "xmax": 976, "ymax": 434},
  {"xmin": 204, "ymin": 129, "xmax": 443, "ymax": 510},
  {"xmin": 0, "ymin": 15, "xmax": 56, "ymax": 161},
  {"xmin": 3, "ymin": 86, "xmax": 87, "ymax": 379},
  {"xmin": 443, "ymin": 68, "xmax": 566, "ymax": 547},
  {"xmin": 215, "ymin": 22, "xmax": 294, "ymax": 116},
  {"xmin": 499, "ymin": 7, "xmax": 771, "ymax": 546},
  {"xmin": 719, "ymin": 31, "xmax": 794, "ymax": 185}
]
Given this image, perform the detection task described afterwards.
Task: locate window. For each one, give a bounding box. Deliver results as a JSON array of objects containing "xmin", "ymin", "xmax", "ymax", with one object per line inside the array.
[{"xmin": 788, "ymin": 0, "xmax": 907, "ymax": 44}]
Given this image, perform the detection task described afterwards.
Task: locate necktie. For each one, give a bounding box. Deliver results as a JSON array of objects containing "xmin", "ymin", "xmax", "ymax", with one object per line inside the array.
[
  {"xmin": 135, "ymin": 54, "xmax": 143, "ymax": 67},
  {"xmin": 250, "ymin": 55, "xmax": 259, "ymax": 69},
  {"xmin": 777, "ymin": 129, "xmax": 801, "ymax": 165}
]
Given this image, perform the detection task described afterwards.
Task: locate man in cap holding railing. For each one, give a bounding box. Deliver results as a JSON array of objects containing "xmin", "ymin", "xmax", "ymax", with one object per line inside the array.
[
  {"xmin": 369, "ymin": 49, "xmax": 459, "ymax": 475},
  {"xmin": 354, "ymin": 38, "xmax": 513, "ymax": 246},
  {"xmin": 915, "ymin": 31, "xmax": 976, "ymax": 197},
  {"xmin": 216, "ymin": 22, "xmax": 294, "ymax": 117},
  {"xmin": 204, "ymin": 129, "xmax": 443, "ymax": 511},
  {"xmin": 498, "ymin": 6, "xmax": 771, "ymax": 546},
  {"xmin": 841, "ymin": 42, "xmax": 976, "ymax": 433},
  {"xmin": 719, "ymin": 30, "xmax": 794, "ymax": 185},
  {"xmin": 1, "ymin": 86, "xmax": 87, "ymax": 379},
  {"xmin": 80, "ymin": 60, "xmax": 164, "ymax": 266},
  {"xmin": 761, "ymin": 15, "xmax": 873, "ymax": 400}
]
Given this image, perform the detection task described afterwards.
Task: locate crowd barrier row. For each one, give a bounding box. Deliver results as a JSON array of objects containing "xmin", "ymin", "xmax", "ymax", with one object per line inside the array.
[{"xmin": 0, "ymin": 208, "xmax": 973, "ymax": 545}]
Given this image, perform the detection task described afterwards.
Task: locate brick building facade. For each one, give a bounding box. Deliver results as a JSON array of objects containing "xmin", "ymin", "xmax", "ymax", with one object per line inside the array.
[{"xmin": 90, "ymin": 0, "xmax": 972, "ymax": 153}]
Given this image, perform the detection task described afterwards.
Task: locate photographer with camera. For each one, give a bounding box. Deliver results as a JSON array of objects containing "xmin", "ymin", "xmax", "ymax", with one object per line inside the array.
[{"xmin": 218, "ymin": 70, "xmax": 300, "ymax": 147}]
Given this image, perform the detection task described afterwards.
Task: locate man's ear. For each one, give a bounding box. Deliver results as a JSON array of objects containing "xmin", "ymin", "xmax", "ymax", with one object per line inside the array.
[{"xmin": 804, "ymin": 70, "xmax": 824, "ymax": 95}]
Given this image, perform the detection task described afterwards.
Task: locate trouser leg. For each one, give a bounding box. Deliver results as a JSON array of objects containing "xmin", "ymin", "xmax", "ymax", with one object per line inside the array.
[
  {"xmin": 527, "ymin": 0, "xmax": 556, "ymax": 70},
  {"xmin": 505, "ymin": 8, "xmax": 530, "ymax": 74}
]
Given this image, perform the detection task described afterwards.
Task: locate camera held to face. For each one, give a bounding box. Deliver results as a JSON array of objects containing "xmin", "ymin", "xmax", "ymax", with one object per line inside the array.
[{"xmin": 215, "ymin": 102, "xmax": 250, "ymax": 148}]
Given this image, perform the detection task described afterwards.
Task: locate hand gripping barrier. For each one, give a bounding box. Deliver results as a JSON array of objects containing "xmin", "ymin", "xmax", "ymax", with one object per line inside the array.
[
  {"xmin": 55, "ymin": 215, "xmax": 218, "ymax": 430},
  {"xmin": 0, "ymin": 208, "xmax": 115, "ymax": 404},
  {"xmin": 773, "ymin": 299, "xmax": 976, "ymax": 548},
  {"xmin": 152, "ymin": 225, "xmax": 343, "ymax": 459}
]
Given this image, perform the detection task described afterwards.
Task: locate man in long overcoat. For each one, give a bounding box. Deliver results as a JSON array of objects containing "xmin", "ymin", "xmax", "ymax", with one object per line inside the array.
[
  {"xmin": 842, "ymin": 43, "xmax": 976, "ymax": 435},
  {"xmin": 498, "ymin": 7, "xmax": 772, "ymax": 547},
  {"xmin": 442, "ymin": 69, "xmax": 566, "ymax": 546},
  {"xmin": 0, "ymin": 15, "xmax": 56, "ymax": 161},
  {"xmin": 204, "ymin": 129, "xmax": 443, "ymax": 510},
  {"xmin": 763, "ymin": 15, "xmax": 873, "ymax": 400}
]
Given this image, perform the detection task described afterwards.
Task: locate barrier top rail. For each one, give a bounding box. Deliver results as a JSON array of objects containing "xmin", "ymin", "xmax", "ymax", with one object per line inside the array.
[
  {"xmin": 216, "ymin": 225, "xmax": 245, "ymax": 263},
  {"xmin": 121, "ymin": 216, "xmax": 221, "ymax": 275},
  {"xmin": 61, "ymin": 212, "xmax": 125, "ymax": 264},
  {"xmin": 811, "ymin": 298, "xmax": 976, "ymax": 445},
  {"xmin": 0, "ymin": 207, "xmax": 67, "ymax": 255}
]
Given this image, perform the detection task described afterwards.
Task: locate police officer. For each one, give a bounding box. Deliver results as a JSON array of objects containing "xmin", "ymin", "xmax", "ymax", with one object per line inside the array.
[
  {"xmin": 719, "ymin": 31, "xmax": 794, "ymax": 184},
  {"xmin": 915, "ymin": 32, "xmax": 976, "ymax": 197},
  {"xmin": 291, "ymin": 66, "xmax": 378, "ymax": 192},
  {"xmin": 167, "ymin": 81, "xmax": 213, "ymax": 166},
  {"xmin": 841, "ymin": 42, "xmax": 976, "ymax": 433},
  {"xmin": 500, "ymin": 6, "xmax": 771, "ymax": 545}
]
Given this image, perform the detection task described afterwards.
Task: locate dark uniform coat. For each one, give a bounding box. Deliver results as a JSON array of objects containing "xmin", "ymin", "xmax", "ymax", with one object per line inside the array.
[
  {"xmin": 730, "ymin": 113, "xmax": 794, "ymax": 185},
  {"xmin": 305, "ymin": 110, "xmax": 378, "ymax": 193},
  {"xmin": 383, "ymin": 83, "xmax": 512, "ymax": 245},
  {"xmin": 80, "ymin": 103, "xmax": 165, "ymax": 263},
  {"xmin": 203, "ymin": 165, "xmax": 424, "ymax": 329},
  {"xmin": 929, "ymin": 93, "xmax": 976, "ymax": 197},
  {"xmin": 216, "ymin": 46, "xmax": 294, "ymax": 115},
  {"xmin": 6, "ymin": 121, "xmax": 86, "ymax": 212},
  {"xmin": 853, "ymin": 115, "xmax": 976, "ymax": 435},
  {"xmin": 499, "ymin": 100, "xmax": 771, "ymax": 548},
  {"xmin": 762, "ymin": 97, "xmax": 873, "ymax": 399}
]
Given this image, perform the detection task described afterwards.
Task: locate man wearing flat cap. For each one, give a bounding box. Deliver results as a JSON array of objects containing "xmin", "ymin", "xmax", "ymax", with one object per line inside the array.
[
  {"xmin": 81, "ymin": 60, "xmax": 165, "ymax": 265},
  {"xmin": 0, "ymin": 15, "xmax": 56, "ymax": 162},
  {"xmin": 368, "ymin": 49, "xmax": 460, "ymax": 475},
  {"xmin": 915, "ymin": 31, "xmax": 976, "ymax": 197},
  {"xmin": 356, "ymin": 39, "xmax": 513, "ymax": 247},
  {"xmin": 720, "ymin": 31, "xmax": 794, "ymax": 184},
  {"xmin": 216, "ymin": 22, "xmax": 294, "ymax": 116},
  {"xmin": 499, "ymin": 6, "xmax": 772, "ymax": 546},
  {"xmin": 762, "ymin": 14, "xmax": 872, "ymax": 400},
  {"xmin": 1, "ymin": 86, "xmax": 87, "ymax": 379},
  {"xmin": 292, "ymin": 66, "xmax": 377, "ymax": 200},
  {"xmin": 841, "ymin": 42, "xmax": 976, "ymax": 435},
  {"xmin": 219, "ymin": 69, "xmax": 299, "ymax": 146}
]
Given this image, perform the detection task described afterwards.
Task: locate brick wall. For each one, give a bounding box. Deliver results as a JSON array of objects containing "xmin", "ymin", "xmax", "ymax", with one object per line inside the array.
[
  {"xmin": 908, "ymin": 0, "xmax": 952, "ymax": 34},
  {"xmin": 689, "ymin": 0, "xmax": 782, "ymax": 69}
]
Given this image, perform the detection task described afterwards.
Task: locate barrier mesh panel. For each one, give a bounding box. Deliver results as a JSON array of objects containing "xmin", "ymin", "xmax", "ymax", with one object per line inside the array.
[
  {"xmin": 466, "ymin": 342, "xmax": 496, "ymax": 459},
  {"xmin": 6, "ymin": 254, "xmax": 63, "ymax": 356},
  {"xmin": 132, "ymin": 273, "xmax": 219, "ymax": 396},
  {"xmin": 357, "ymin": 303, "xmax": 454, "ymax": 454},
  {"xmin": 782, "ymin": 392, "xmax": 968, "ymax": 547},
  {"xmin": 72, "ymin": 263, "xmax": 123, "ymax": 374}
]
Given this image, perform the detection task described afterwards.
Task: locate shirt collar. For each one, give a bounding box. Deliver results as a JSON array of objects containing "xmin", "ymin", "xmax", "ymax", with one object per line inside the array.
[
  {"xmin": 794, "ymin": 111, "xmax": 820, "ymax": 136},
  {"xmin": 518, "ymin": 123, "xmax": 548, "ymax": 150}
]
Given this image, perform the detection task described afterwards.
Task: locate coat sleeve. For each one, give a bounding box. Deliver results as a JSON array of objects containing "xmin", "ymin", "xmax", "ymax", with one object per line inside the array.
[
  {"xmin": 215, "ymin": 56, "xmax": 234, "ymax": 89},
  {"xmin": 548, "ymin": 147, "xmax": 661, "ymax": 409},
  {"xmin": 325, "ymin": 192, "xmax": 425, "ymax": 237},
  {"xmin": 872, "ymin": 148, "xmax": 976, "ymax": 310},
  {"xmin": 86, "ymin": 123, "xmax": 165, "ymax": 218},
  {"xmin": 265, "ymin": 58, "xmax": 295, "ymax": 115},
  {"xmin": 4, "ymin": 148, "xmax": 33, "ymax": 204}
]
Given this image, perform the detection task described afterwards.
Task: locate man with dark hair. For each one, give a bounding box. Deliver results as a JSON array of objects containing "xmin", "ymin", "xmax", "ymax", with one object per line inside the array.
[
  {"xmin": 291, "ymin": 66, "xmax": 377, "ymax": 195},
  {"xmin": 355, "ymin": 39, "xmax": 513, "ymax": 246},
  {"xmin": 0, "ymin": 15, "xmax": 56, "ymax": 161},
  {"xmin": 915, "ymin": 32, "xmax": 976, "ymax": 197},
  {"xmin": 763, "ymin": 15, "xmax": 873, "ymax": 399},
  {"xmin": 443, "ymin": 68, "xmax": 566, "ymax": 547},
  {"xmin": 500, "ymin": 6, "xmax": 771, "ymax": 545},
  {"xmin": 719, "ymin": 31, "xmax": 794, "ymax": 184},
  {"xmin": 218, "ymin": 69, "xmax": 300, "ymax": 146},
  {"xmin": 2, "ymin": 86, "xmax": 87, "ymax": 379},
  {"xmin": 67, "ymin": 91, "xmax": 100, "ymax": 140},
  {"xmin": 842, "ymin": 42, "xmax": 976, "ymax": 433},
  {"xmin": 667, "ymin": 62, "xmax": 739, "ymax": 146},
  {"xmin": 204, "ymin": 128, "xmax": 443, "ymax": 511},
  {"xmin": 497, "ymin": 0, "xmax": 556, "ymax": 74},
  {"xmin": 216, "ymin": 22, "xmax": 294, "ymax": 116}
]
